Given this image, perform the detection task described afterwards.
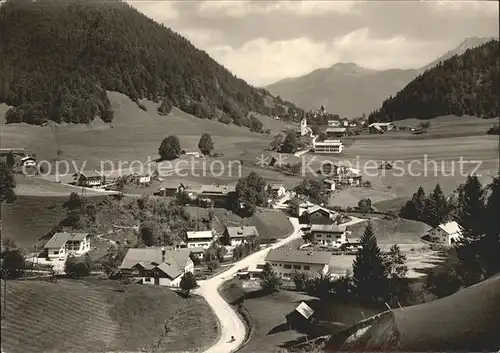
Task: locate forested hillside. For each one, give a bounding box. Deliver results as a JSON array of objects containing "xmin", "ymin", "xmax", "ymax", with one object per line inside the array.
[
  {"xmin": 369, "ymin": 40, "xmax": 499, "ymax": 122},
  {"xmin": 0, "ymin": 0, "xmax": 296, "ymax": 126}
]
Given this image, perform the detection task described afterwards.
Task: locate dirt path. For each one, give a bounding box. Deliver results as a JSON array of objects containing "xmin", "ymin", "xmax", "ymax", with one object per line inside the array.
[{"xmin": 196, "ymin": 217, "xmax": 302, "ymax": 353}]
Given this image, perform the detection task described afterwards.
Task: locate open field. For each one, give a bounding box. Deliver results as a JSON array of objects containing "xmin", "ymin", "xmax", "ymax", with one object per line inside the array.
[
  {"xmin": 0, "ymin": 279, "xmax": 219, "ymax": 353},
  {"xmin": 185, "ymin": 207, "xmax": 294, "ymax": 243},
  {"xmin": 220, "ymin": 279, "xmax": 381, "ymax": 353},
  {"xmin": 346, "ymin": 218, "xmax": 430, "ymax": 244},
  {"xmin": 1, "ymin": 91, "xmax": 292, "ymax": 172}
]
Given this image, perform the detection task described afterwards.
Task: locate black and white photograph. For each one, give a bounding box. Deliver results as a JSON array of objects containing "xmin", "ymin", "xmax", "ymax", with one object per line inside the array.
[{"xmin": 0, "ymin": 0, "xmax": 499, "ymax": 352}]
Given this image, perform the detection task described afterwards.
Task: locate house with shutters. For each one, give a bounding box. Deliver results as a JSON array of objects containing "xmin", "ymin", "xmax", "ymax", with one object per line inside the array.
[
  {"xmin": 310, "ymin": 224, "xmax": 347, "ymax": 248},
  {"xmin": 265, "ymin": 248, "xmax": 332, "ymax": 279},
  {"xmin": 221, "ymin": 226, "xmax": 259, "ymax": 247}
]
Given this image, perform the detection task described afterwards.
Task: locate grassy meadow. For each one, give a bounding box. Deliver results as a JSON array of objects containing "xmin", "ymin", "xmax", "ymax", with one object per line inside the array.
[{"xmin": 0, "ymin": 279, "xmax": 219, "ymax": 353}]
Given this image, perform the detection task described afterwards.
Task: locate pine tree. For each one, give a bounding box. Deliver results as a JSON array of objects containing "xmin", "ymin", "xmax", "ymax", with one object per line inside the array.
[
  {"xmin": 426, "ymin": 183, "xmax": 449, "ymax": 227},
  {"xmin": 352, "ymin": 222, "xmax": 388, "ymax": 303},
  {"xmin": 0, "ymin": 159, "xmax": 16, "ymax": 204},
  {"xmin": 455, "ymin": 175, "xmax": 487, "ymax": 286}
]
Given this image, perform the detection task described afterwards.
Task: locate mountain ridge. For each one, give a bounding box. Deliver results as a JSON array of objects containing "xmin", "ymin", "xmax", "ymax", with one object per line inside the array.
[
  {"xmin": 0, "ymin": 0, "xmax": 302, "ymax": 128},
  {"xmin": 265, "ymin": 36, "xmax": 496, "ymax": 117}
]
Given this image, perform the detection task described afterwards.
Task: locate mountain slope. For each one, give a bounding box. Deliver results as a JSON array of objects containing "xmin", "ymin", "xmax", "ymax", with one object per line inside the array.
[
  {"xmin": 265, "ymin": 37, "xmax": 496, "ymax": 117},
  {"xmin": 265, "ymin": 63, "xmax": 416, "ymax": 117},
  {"xmin": 369, "ymin": 40, "xmax": 499, "ymax": 122},
  {"xmin": 0, "ymin": 0, "xmax": 290, "ymax": 127},
  {"xmin": 421, "ymin": 36, "xmax": 497, "ymax": 72}
]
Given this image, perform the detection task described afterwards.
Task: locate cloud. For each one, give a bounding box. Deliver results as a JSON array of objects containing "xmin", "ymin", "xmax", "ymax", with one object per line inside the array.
[
  {"xmin": 207, "ymin": 37, "xmax": 333, "ymax": 86},
  {"xmin": 196, "ymin": 0, "xmax": 359, "ymax": 18},
  {"xmin": 181, "ymin": 28, "xmax": 224, "ymax": 47},
  {"xmin": 429, "ymin": 0, "xmax": 498, "ymax": 17},
  {"xmin": 204, "ymin": 29, "xmax": 446, "ymax": 86}
]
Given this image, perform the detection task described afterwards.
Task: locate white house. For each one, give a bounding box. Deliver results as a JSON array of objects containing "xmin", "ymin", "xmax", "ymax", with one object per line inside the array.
[
  {"xmin": 265, "ymin": 248, "xmax": 332, "ymax": 279},
  {"xmin": 44, "ymin": 232, "xmax": 91, "ymax": 260},
  {"xmin": 119, "ymin": 247, "xmax": 194, "ymax": 287},
  {"xmin": 21, "ymin": 156, "xmax": 36, "ymax": 168},
  {"xmin": 310, "ymin": 224, "xmax": 347, "ymax": 248},
  {"xmin": 185, "ymin": 230, "xmax": 215, "ymax": 249},
  {"xmin": 269, "ymin": 184, "xmax": 286, "ymax": 198},
  {"xmin": 428, "ymin": 221, "xmax": 463, "ymax": 246},
  {"xmin": 221, "ymin": 226, "xmax": 259, "ymax": 247},
  {"xmin": 133, "ymin": 172, "xmax": 151, "ymax": 185},
  {"xmin": 313, "ymin": 138, "xmax": 344, "ymax": 154}
]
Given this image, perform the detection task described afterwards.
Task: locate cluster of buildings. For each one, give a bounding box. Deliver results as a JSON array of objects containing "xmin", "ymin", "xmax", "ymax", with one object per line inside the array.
[
  {"xmin": 73, "ymin": 170, "xmax": 152, "ymax": 188},
  {"xmin": 0, "ymin": 148, "xmax": 37, "ymax": 168}
]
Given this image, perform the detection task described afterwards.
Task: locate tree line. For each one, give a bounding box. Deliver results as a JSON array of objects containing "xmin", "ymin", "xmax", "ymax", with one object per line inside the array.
[
  {"xmin": 369, "ymin": 40, "xmax": 499, "ymax": 122},
  {"xmin": 0, "ymin": 0, "xmax": 300, "ymax": 128},
  {"xmin": 401, "ymin": 174, "xmax": 500, "ymax": 291}
]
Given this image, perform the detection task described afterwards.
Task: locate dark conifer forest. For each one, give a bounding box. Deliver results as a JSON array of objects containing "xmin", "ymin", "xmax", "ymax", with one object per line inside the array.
[
  {"xmin": 369, "ymin": 40, "xmax": 499, "ymax": 122},
  {"xmin": 0, "ymin": 0, "xmax": 288, "ymax": 126}
]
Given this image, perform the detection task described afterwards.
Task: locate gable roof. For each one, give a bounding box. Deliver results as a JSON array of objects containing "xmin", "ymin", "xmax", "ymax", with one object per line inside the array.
[
  {"xmin": 311, "ymin": 224, "xmax": 346, "ymax": 233},
  {"xmin": 292, "ymin": 302, "xmax": 314, "ymax": 319},
  {"xmin": 199, "ymin": 184, "xmax": 236, "ymax": 195},
  {"xmin": 270, "ymin": 183, "xmax": 285, "ymax": 191},
  {"xmin": 323, "ymin": 178, "xmax": 336, "ymax": 185},
  {"xmin": 186, "ymin": 230, "xmax": 214, "ymax": 240},
  {"xmin": 44, "ymin": 232, "xmax": 89, "ymax": 249},
  {"xmin": 225, "ymin": 226, "xmax": 259, "ymax": 238},
  {"xmin": 266, "ymin": 248, "xmax": 332, "ymax": 265},
  {"xmin": 159, "ymin": 181, "xmax": 184, "ymax": 190},
  {"xmin": 326, "ymin": 127, "xmax": 346, "ymax": 133},
  {"xmin": 438, "ymin": 221, "xmax": 463, "ymax": 235},
  {"xmin": 75, "ymin": 170, "xmax": 103, "ymax": 178},
  {"xmin": 305, "ymin": 205, "xmax": 335, "ymax": 217}
]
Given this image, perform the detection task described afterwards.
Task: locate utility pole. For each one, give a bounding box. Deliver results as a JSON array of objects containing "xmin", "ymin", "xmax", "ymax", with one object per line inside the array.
[{"xmin": 1, "ymin": 278, "xmax": 6, "ymax": 319}]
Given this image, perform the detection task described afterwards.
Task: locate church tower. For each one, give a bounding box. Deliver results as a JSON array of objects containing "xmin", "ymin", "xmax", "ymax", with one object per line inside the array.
[{"xmin": 300, "ymin": 116, "xmax": 308, "ymax": 136}]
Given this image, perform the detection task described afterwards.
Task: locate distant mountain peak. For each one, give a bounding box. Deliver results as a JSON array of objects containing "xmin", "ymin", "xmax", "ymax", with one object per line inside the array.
[
  {"xmin": 420, "ymin": 36, "xmax": 498, "ymax": 72},
  {"xmin": 328, "ymin": 62, "xmax": 377, "ymax": 75}
]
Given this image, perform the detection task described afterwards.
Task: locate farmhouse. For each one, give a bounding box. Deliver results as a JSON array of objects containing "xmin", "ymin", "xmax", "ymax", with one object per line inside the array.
[
  {"xmin": 310, "ymin": 224, "xmax": 347, "ymax": 247},
  {"xmin": 74, "ymin": 170, "xmax": 104, "ymax": 187},
  {"xmin": 427, "ymin": 221, "xmax": 463, "ymax": 246},
  {"xmin": 159, "ymin": 181, "xmax": 186, "ymax": 196},
  {"xmin": 369, "ymin": 122, "xmax": 395, "ymax": 134},
  {"xmin": 20, "ymin": 156, "xmax": 36, "ymax": 168},
  {"xmin": 0, "ymin": 148, "xmax": 26, "ymax": 158},
  {"xmin": 265, "ymin": 248, "xmax": 332, "ymax": 279},
  {"xmin": 269, "ymin": 183, "xmax": 286, "ymax": 198},
  {"xmin": 44, "ymin": 232, "xmax": 91, "ymax": 260},
  {"xmin": 185, "ymin": 230, "xmax": 215, "ymax": 249},
  {"xmin": 325, "ymin": 127, "xmax": 347, "ymax": 138},
  {"xmin": 313, "ymin": 139, "xmax": 344, "ymax": 154},
  {"xmin": 299, "ymin": 205, "xmax": 337, "ymax": 225},
  {"xmin": 133, "ymin": 172, "xmax": 151, "ymax": 185},
  {"xmin": 221, "ymin": 226, "xmax": 259, "ymax": 247},
  {"xmin": 286, "ymin": 302, "xmax": 314, "ymax": 330},
  {"xmin": 119, "ymin": 247, "xmax": 194, "ymax": 287},
  {"xmin": 323, "ymin": 178, "xmax": 336, "ymax": 191},
  {"xmin": 294, "ymin": 199, "xmax": 317, "ymax": 217},
  {"xmin": 196, "ymin": 184, "xmax": 236, "ymax": 206}
]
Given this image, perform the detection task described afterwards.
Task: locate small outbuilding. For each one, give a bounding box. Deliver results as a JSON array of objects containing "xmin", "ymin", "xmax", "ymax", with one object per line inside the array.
[{"xmin": 286, "ymin": 302, "xmax": 314, "ymax": 330}]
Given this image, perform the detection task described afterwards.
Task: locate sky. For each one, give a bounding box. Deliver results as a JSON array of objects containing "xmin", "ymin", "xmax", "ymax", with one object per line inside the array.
[{"xmin": 129, "ymin": 0, "xmax": 499, "ymax": 87}]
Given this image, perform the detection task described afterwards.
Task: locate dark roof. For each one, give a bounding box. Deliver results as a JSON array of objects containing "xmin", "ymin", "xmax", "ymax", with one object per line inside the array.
[
  {"xmin": 76, "ymin": 170, "xmax": 103, "ymax": 178},
  {"xmin": 225, "ymin": 226, "xmax": 259, "ymax": 238},
  {"xmin": 119, "ymin": 247, "xmax": 192, "ymax": 280},
  {"xmin": 266, "ymin": 248, "xmax": 332, "ymax": 265}
]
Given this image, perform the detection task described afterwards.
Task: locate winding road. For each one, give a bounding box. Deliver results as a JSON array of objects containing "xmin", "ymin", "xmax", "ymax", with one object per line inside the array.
[{"xmin": 196, "ymin": 217, "xmax": 302, "ymax": 353}]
